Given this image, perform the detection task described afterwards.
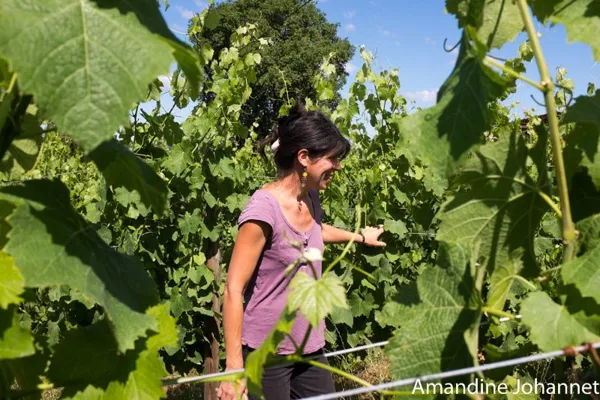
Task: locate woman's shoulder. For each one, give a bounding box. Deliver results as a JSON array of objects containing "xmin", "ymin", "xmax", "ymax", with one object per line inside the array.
[{"xmin": 239, "ymin": 188, "xmax": 278, "ymax": 220}]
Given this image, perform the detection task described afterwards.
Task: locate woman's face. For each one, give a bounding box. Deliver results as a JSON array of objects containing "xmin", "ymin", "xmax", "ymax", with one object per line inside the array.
[{"xmin": 307, "ymin": 153, "xmax": 342, "ymax": 190}]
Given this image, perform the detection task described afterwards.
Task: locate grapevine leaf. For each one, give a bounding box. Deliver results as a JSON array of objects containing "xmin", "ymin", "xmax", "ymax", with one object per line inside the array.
[
  {"xmin": 89, "ymin": 139, "xmax": 168, "ymax": 214},
  {"xmin": 0, "ymin": 352, "xmax": 47, "ymax": 396},
  {"xmin": 330, "ymin": 307, "xmax": 353, "ymax": 328},
  {"xmin": 394, "ymin": 31, "xmax": 508, "ymax": 192},
  {"xmin": 487, "ymin": 250, "xmax": 532, "ymax": 310},
  {"xmin": 0, "ymin": 113, "xmax": 43, "ymax": 179},
  {"xmin": 530, "ymin": 0, "xmax": 561, "ymax": 22},
  {"xmin": 178, "ymin": 210, "xmax": 202, "ymax": 239},
  {"xmin": 161, "ymin": 142, "xmax": 192, "ymax": 175},
  {"xmin": 245, "ymin": 306, "xmax": 296, "ymax": 396},
  {"xmin": 521, "ymin": 292, "xmax": 599, "ymax": 351},
  {"xmin": 562, "ymin": 285, "xmax": 600, "ymax": 337},
  {"xmin": 446, "ymin": 0, "xmax": 524, "ymax": 49},
  {"xmin": 350, "ymin": 292, "xmax": 376, "ymax": 318},
  {"xmin": 0, "ymin": 180, "xmax": 159, "ymax": 352},
  {"xmin": 563, "ymin": 90, "xmax": 600, "ymax": 190},
  {"xmin": 537, "ymin": 0, "xmax": 600, "ymax": 60},
  {"xmin": 569, "ymin": 171, "xmax": 600, "ymax": 222},
  {"xmin": 437, "ymin": 131, "xmax": 550, "ymax": 277},
  {"xmin": 0, "ymin": 306, "xmax": 35, "ymax": 360},
  {"xmin": 0, "ymin": 252, "xmax": 24, "ymax": 309},
  {"xmin": 561, "ymin": 214, "xmax": 600, "ymax": 303},
  {"xmin": 53, "ymin": 305, "xmax": 177, "ymax": 399},
  {"xmin": 0, "ymin": 0, "xmax": 200, "ymax": 150},
  {"xmin": 288, "ymin": 272, "xmax": 348, "ymax": 329},
  {"xmin": 384, "ymin": 218, "xmax": 407, "ymax": 239},
  {"xmin": 386, "ymin": 244, "xmax": 482, "ymax": 380}
]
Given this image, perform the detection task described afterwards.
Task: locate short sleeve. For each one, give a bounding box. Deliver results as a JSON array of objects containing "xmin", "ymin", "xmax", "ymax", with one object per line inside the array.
[
  {"xmin": 238, "ymin": 191, "xmax": 276, "ymax": 230},
  {"xmin": 309, "ymin": 189, "xmax": 325, "ymax": 224}
]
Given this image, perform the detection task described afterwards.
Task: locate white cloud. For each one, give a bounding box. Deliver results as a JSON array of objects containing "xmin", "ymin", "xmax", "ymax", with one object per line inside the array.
[
  {"xmin": 425, "ymin": 37, "xmax": 436, "ymax": 45},
  {"xmin": 345, "ymin": 23, "xmax": 356, "ymax": 32},
  {"xmin": 345, "ymin": 62, "xmax": 358, "ymax": 74},
  {"xmin": 176, "ymin": 5, "xmax": 194, "ymax": 19},
  {"xmin": 194, "ymin": 0, "xmax": 208, "ymax": 8},
  {"xmin": 383, "ymin": 30, "xmax": 391, "ymax": 36},
  {"xmin": 344, "ymin": 10, "xmax": 356, "ymax": 19},
  {"xmin": 158, "ymin": 75, "xmax": 172, "ymax": 93},
  {"xmin": 405, "ymin": 90, "xmax": 438, "ymax": 103}
]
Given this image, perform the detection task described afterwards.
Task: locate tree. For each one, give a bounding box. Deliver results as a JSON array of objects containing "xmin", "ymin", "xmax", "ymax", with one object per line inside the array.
[{"xmin": 191, "ymin": 0, "xmax": 355, "ymax": 135}]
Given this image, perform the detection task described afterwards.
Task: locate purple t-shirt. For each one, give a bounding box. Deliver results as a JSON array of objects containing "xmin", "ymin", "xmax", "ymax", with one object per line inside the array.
[{"xmin": 237, "ymin": 188, "xmax": 325, "ymax": 355}]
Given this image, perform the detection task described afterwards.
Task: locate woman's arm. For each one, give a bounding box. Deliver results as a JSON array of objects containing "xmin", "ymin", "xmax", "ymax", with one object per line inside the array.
[
  {"xmin": 321, "ymin": 223, "xmax": 386, "ymax": 247},
  {"xmin": 222, "ymin": 220, "xmax": 270, "ymax": 370},
  {"xmin": 218, "ymin": 221, "xmax": 270, "ymax": 400}
]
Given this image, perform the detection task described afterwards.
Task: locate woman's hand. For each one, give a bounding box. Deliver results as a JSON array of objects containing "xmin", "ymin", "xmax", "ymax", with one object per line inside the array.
[
  {"xmin": 361, "ymin": 225, "xmax": 386, "ymax": 247},
  {"xmin": 217, "ymin": 377, "xmax": 247, "ymax": 400}
]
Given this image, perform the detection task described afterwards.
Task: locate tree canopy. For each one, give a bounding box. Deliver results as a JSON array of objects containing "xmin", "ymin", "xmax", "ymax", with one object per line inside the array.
[{"xmin": 191, "ymin": 0, "xmax": 355, "ymax": 135}]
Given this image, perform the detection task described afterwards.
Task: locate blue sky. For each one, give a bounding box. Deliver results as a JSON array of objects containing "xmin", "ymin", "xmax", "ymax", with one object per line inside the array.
[{"xmin": 157, "ymin": 0, "xmax": 598, "ymax": 120}]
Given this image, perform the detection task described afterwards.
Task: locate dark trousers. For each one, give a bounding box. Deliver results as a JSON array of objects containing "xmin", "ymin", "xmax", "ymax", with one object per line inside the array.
[{"xmin": 242, "ymin": 346, "xmax": 336, "ymax": 399}]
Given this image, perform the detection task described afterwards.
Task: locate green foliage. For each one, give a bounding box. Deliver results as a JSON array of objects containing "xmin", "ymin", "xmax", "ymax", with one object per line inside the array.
[
  {"xmin": 386, "ymin": 244, "xmax": 482, "ymax": 380},
  {"xmin": 446, "ymin": 0, "xmax": 524, "ymax": 49},
  {"xmin": 0, "ymin": 0, "xmax": 201, "ymax": 151},
  {"xmin": 89, "ymin": 140, "xmax": 168, "ymax": 214},
  {"xmin": 561, "ymin": 214, "xmax": 600, "ymax": 303},
  {"xmin": 190, "ymin": 0, "xmax": 355, "ymax": 134},
  {"xmin": 437, "ymin": 130, "xmax": 550, "ymax": 277},
  {"xmin": 288, "ymin": 272, "xmax": 348, "ymax": 329},
  {"xmin": 0, "ymin": 252, "xmax": 23, "ymax": 309},
  {"xmin": 541, "ymin": 0, "xmax": 600, "ymax": 61},
  {"xmin": 394, "ymin": 30, "xmax": 509, "ymax": 193},
  {"xmin": 563, "ymin": 90, "xmax": 600, "ymax": 190},
  {"xmin": 521, "ymin": 292, "xmax": 599, "ymax": 351},
  {"xmin": 0, "ymin": 180, "xmax": 159, "ymax": 352},
  {"xmin": 1, "ymin": 0, "xmax": 600, "ymax": 398}
]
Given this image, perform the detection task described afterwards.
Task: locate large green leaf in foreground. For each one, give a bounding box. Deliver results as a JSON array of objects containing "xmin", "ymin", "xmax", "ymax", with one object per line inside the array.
[
  {"xmin": 534, "ymin": 0, "xmax": 600, "ymax": 61},
  {"xmin": 0, "ymin": 112, "xmax": 43, "ymax": 180},
  {"xmin": 487, "ymin": 250, "xmax": 533, "ymax": 311},
  {"xmin": 437, "ymin": 131, "xmax": 550, "ymax": 277},
  {"xmin": 561, "ymin": 214, "xmax": 600, "ymax": 303},
  {"xmin": 0, "ymin": 252, "xmax": 23, "ymax": 309},
  {"xmin": 50, "ymin": 305, "xmax": 178, "ymax": 399},
  {"xmin": 446, "ymin": 0, "xmax": 524, "ymax": 50},
  {"xmin": 394, "ymin": 31, "xmax": 508, "ymax": 193},
  {"xmin": 89, "ymin": 139, "xmax": 168, "ymax": 214},
  {"xmin": 0, "ymin": 0, "xmax": 200, "ymax": 151},
  {"xmin": 386, "ymin": 244, "xmax": 482, "ymax": 381},
  {"xmin": 0, "ymin": 180, "xmax": 159, "ymax": 352},
  {"xmin": 521, "ymin": 292, "xmax": 599, "ymax": 351},
  {"xmin": 0, "ymin": 306, "xmax": 35, "ymax": 360},
  {"xmin": 563, "ymin": 90, "xmax": 600, "ymax": 190}
]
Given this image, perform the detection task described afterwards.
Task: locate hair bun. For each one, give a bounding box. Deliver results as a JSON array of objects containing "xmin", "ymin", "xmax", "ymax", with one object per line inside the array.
[
  {"xmin": 289, "ymin": 101, "xmax": 305, "ymax": 118},
  {"xmin": 277, "ymin": 101, "xmax": 305, "ymax": 129}
]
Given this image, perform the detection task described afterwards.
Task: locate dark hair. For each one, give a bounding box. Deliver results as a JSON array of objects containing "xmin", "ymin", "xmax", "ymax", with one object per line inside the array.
[{"xmin": 258, "ymin": 102, "xmax": 351, "ymax": 170}]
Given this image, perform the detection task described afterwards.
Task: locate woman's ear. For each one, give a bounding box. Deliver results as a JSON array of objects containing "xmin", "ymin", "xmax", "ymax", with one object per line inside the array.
[{"xmin": 297, "ymin": 149, "xmax": 309, "ymax": 167}]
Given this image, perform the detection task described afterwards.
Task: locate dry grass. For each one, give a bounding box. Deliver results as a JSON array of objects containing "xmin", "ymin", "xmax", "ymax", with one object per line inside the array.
[
  {"xmin": 164, "ymin": 369, "xmax": 208, "ymax": 400},
  {"xmin": 332, "ymin": 348, "xmax": 392, "ymax": 399}
]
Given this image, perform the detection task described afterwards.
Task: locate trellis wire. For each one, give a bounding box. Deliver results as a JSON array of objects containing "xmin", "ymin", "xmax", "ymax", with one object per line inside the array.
[
  {"xmin": 162, "ymin": 341, "xmax": 391, "ymax": 386},
  {"xmin": 162, "ymin": 316, "xmax": 523, "ymax": 387},
  {"xmin": 301, "ymin": 341, "xmax": 600, "ymax": 400}
]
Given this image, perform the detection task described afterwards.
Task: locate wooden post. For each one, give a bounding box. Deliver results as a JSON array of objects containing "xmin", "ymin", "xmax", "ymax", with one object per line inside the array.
[{"xmin": 204, "ymin": 243, "xmax": 222, "ymax": 400}]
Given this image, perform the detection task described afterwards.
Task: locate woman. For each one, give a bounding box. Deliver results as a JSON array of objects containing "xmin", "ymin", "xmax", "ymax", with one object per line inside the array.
[{"xmin": 217, "ymin": 103, "xmax": 385, "ymax": 400}]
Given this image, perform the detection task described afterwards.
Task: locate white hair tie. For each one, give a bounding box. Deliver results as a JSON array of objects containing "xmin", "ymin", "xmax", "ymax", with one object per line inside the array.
[{"xmin": 270, "ymin": 138, "xmax": 280, "ymax": 153}]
